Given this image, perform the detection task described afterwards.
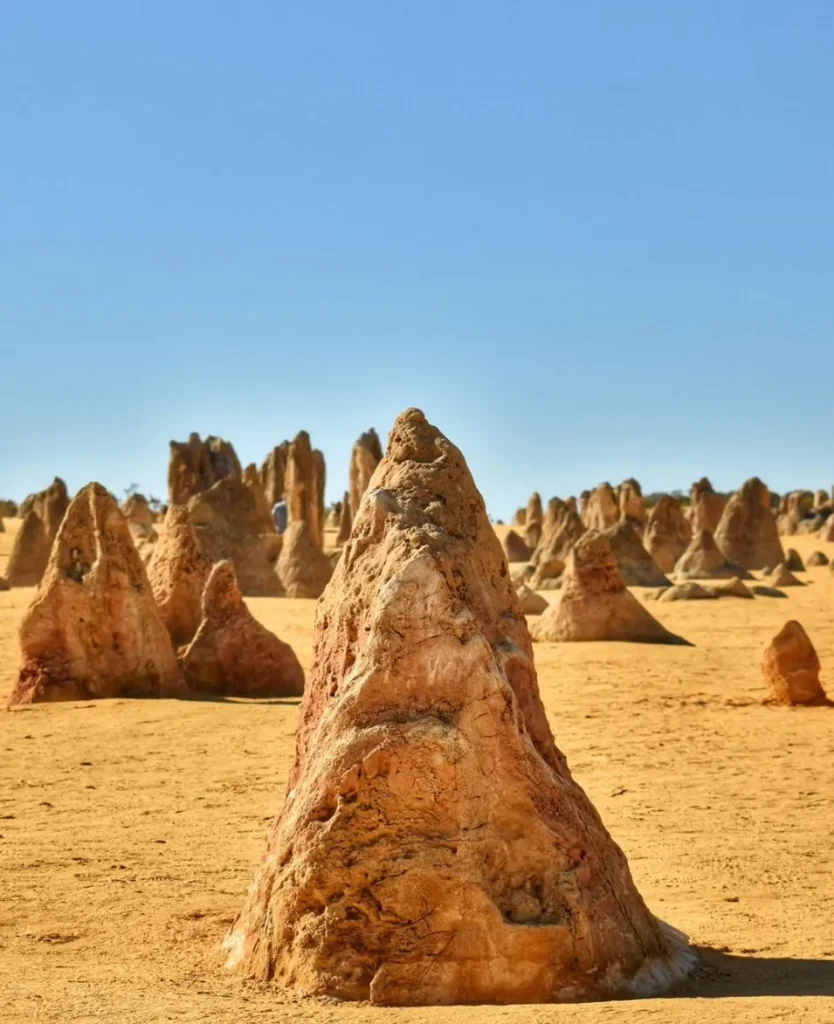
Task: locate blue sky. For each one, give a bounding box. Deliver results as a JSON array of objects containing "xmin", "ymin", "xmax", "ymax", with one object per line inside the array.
[{"xmin": 2, "ymin": 1, "xmax": 832, "ymax": 516}]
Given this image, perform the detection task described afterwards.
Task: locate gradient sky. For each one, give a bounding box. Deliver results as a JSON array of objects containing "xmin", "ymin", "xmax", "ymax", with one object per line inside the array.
[{"xmin": 2, "ymin": 1, "xmax": 832, "ymax": 518}]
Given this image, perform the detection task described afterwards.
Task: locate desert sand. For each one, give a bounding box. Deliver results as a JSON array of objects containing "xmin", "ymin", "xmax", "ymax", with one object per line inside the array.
[{"xmin": 2, "ymin": 519, "xmax": 833, "ymax": 1022}]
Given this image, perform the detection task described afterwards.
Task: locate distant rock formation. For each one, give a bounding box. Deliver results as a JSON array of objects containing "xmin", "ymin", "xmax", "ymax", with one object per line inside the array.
[
  {"xmin": 276, "ymin": 521, "xmax": 333, "ymax": 598},
  {"xmin": 528, "ymin": 498, "xmax": 586, "ymax": 587},
  {"xmin": 531, "ymin": 532, "xmax": 690, "ymax": 645},
  {"xmin": 644, "ymin": 496, "xmax": 692, "ymax": 573},
  {"xmin": 336, "ymin": 490, "xmax": 353, "ymax": 547},
  {"xmin": 9, "ymin": 484, "xmax": 185, "ymax": 706},
  {"xmin": 5, "ymin": 511, "xmax": 51, "ymax": 587},
  {"xmin": 502, "ymin": 529, "xmax": 531, "ymax": 563},
  {"xmin": 673, "ymin": 530, "xmax": 751, "ymax": 580},
  {"xmin": 168, "ymin": 433, "xmax": 241, "ymax": 505},
  {"xmin": 582, "ymin": 482, "xmax": 620, "ymax": 532},
  {"xmin": 349, "ymin": 428, "xmax": 383, "ymax": 516},
  {"xmin": 617, "ymin": 478, "xmax": 645, "ymax": 533},
  {"xmin": 689, "ymin": 478, "xmax": 726, "ymax": 533},
  {"xmin": 147, "ymin": 505, "xmax": 212, "ymax": 646},
  {"xmin": 522, "ymin": 492, "xmax": 544, "ymax": 549},
  {"xmin": 601, "ymin": 520, "xmax": 670, "ymax": 587},
  {"xmin": 260, "ymin": 441, "xmax": 289, "ymax": 506},
  {"xmin": 714, "ymin": 478, "xmax": 784, "ymax": 571}
]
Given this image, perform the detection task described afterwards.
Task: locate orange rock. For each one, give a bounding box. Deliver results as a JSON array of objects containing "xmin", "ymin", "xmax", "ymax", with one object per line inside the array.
[
  {"xmin": 349, "ymin": 428, "xmax": 383, "ymax": 516},
  {"xmin": 224, "ymin": 409, "xmax": 694, "ymax": 1003},
  {"xmin": 689, "ymin": 477, "xmax": 727, "ymax": 533},
  {"xmin": 277, "ymin": 521, "xmax": 333, "ymax": 598},
  {"xmin": 714, "ymin": 478, "xmax": 784, "ymax": 571},
  {"xmin": 582, "ymin": 482, "xmax": 620, "ymax": 532},
  {"xmin": 761, "ymin": 621, "xmax": 828, "ymax": 706},
  {"xmin": 179, "ymin": 561, "xmax": 304, "ymax": 698},
  {"xmin": 121, "ymin": 492, "xmax": 154, "ymax": 529},
  {"xmin": 601, "ymin": 519, "xmax": 669, "ymax": 587},
  {"xmin": 502, "ymin": 528, "xmax": 531, "ymax": 563},
  {"xmin": 188, "ymin": 478, "xmax": 282, "ymax": 596},
  {"xmin": 168, "ymin": 433, "xmax": 241, "ymax": 505},
  {"xmin": 644, "ymin": 495, "xmax": 692, "ymax": 573},
  {"xmin": 529, "ymin": 498, "xmax": 585, "ymax": 587},
  {"xmin": 5, "ymin": 511, "xmax": 51, "ymax": 588},
  {"xmin": 531, "ymin": 532, "xmax": 690, "ymax": 645},
  {"xmin": 522, "ymin": 491, "xmax": 543, "ymax": 549},
  {"xmin": 242, "ymin": 463, "xmax": 275, "ymax": 532},
  {"xmin": 336, "ymin": 490, "xmax": 353, "ymax": 547},
  {"xmin": 9, "ymin": 484, "xmax": 185, "ymax": 706},
  {"xmin": 260, "ymin": 441, "xmax": 289, "ymax": 506},
  {"xmin": 674, "ymin": 530, "xmax": 752, "ymax": 580},
  {"xmin": 617, "ymin": 478, "xmax": 645, "ymax": 533},
  {"xmin": 147, "ymin": 505, "xmax": 212, "ymax": 645}
]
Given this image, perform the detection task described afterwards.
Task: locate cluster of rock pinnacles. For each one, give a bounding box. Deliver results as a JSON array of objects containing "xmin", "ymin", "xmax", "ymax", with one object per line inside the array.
[{"xmin": 4, "ymin": 411, "xmax": 833, "ymax": 1003}]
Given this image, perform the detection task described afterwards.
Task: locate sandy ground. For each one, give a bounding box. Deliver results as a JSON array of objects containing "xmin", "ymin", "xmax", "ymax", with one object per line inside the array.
[{"xmin": 2, "ymin": 520, "xmax": 834, "ymax": 1023}]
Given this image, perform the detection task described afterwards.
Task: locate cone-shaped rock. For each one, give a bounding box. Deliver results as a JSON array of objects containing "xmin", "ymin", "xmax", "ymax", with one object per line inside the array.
[
  {"xmin": 312, "ymin": 449, "xmax": 326, "ymax": 549},
  {"xmin": 285, "ymin": 431, "xmax": 325, "ymax": 548},
  {"xmin": 776, "ymin": 492, "xmax": 804, "ymax": 536},
  {"xmin": 224, "ymin": 409, "xmax": 693, "ymax": 1003},
  {"xmin": 0, "ymin": 499, "xmax": 17, "ymax": 518},
  {"xmin": 512, "ymin": 507, "xmax": 526, "ymax": 527},
  {"xmin": 502, "ymin": 528, "xmax": 531, "ymax": 563},
  {"xmin": 601, "ymin": 520, "xmax": 670, "ymax": 587},
  {"xmin": 147, "ymin": 505, "xmax": 212, "ymax": 646},
  {"xmin": 276, "ymin": 521, "xmax": 333, "ymax": 598},
  {"xmin": 674, "ymin": 530, "xmax": 752, "ymax": 580},
  {"xmin": 714, "ymin": 478, "xmax": 784, "ymax": 570},
  {"xmin": 761, "ymin": 621, "xmax": 828, "ymax": 706},
  {"xmin": 806, "ymin": 550, "xmax": 829, "ymax": 567},
  {"xmin": 523, "ymin": 491, "xmax": 543, "ymax": 549},
  {"xmin": 5, "ymin": 511, "xmax": 51, "ymax": 588},
  {"xmin": 644, "ymin": 496, "xmax": 692, "ymax": 573},
  {"xmin": 515, "ymin": 582, "xmax": 548, "ymax": 614},
  {"xmin": 19, "ymin": 477, "xmax": 70, "ymax": 537},
  {"xmin": 243, "ymin": 463, "xmax": 275, "ymax": 532},
  {"xmin": 179, "ymin": 561, "xmax": 304, "ymax": 697},
  {"xmin": 260, "ymin": 441, "xmax": 289, "ymax": 506},
  {"xmin": 9, "ymin": 484, "xmax": 185, "ymax": 706},
  {"xmin": 531, "ymin": 532, "xmax": 691, "ymax": 645},
  {"xmin": 657, "ymin": 582, "xmax": 716, "ymax": 602},
  {"xmin": 764, "ymin": 563, "xmax": 803, "ymax": 588},
  {"xmin": 349, "ymin": 428, "xmax": 383, "ymax": 516},
  {"xmin": 689, "ymin": 478, "xmax": 726, "ymax": 533},
  {"xmin": 582, "ymin": 482, "xmax": 620, "ymax": 532},
  {"xmin": 122, "ymin": 492, "xmax": 154, "ymax": 529},
  {"xmin": 336, "ymin": 490, "xmax": 353, "ymax": 546},
  {"xmin": 188, "ymin": 478, "xmax": 282, "ymax": 596},
  {"xmin": 784, "ymin": 548, "xmax": 805, "ymax": 572}
]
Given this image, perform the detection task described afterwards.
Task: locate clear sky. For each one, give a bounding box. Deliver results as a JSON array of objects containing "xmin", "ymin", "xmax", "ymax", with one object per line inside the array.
[{"xmin": 2, "ymin": 1, "xmax": 832, "ymax": 518}]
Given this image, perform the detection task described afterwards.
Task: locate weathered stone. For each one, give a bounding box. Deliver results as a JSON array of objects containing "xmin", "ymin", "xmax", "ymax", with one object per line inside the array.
[
  {"xmin": 618, "ymin": 478, "xmax": 645, "ymax": 533},
  {"xmin": 515, "ymin": 583, "xmax": 548, "ymax": 614},
  {"xmin": 276, "ymin": 521, "xmax": 333, "ymax": 598},
  {"xmin": 179, "ymin": 561, "xmax": 304, "ymax": 698},
  {"xmin": 657, "ymin": 582, "xmax": 716, "ymax": 602},
  {"xmin": 122, "ymin": 493, "xmax": 154, "ymax": 530},
  {"xmin": 601, "ymin": 520, "xmax": 670, "ymax": 587},
  {"xmin": 531, "ymin": 532, "xmax": 691, "ymax": 645},
  {"xmin": 523, "ymin": 492, "xmax": 543, "ymax": 549},
  {"xmin": 784, "ymin": 548, "xmax": 805, "ymax": 573},
  {"xmin": 224, "ymin": 408, "xmax": 694, "ymax": 1003},
  {"xmin": 242, "ymin": 463, "xmax": 275, "ymax": 531},
  {"xmin": 312, "ymin": 449, "xmax": 326, "ymax": 550},
  {"xmin": 260, "ymin": 441, "xmax": 289, "ymax": 506},
  {"xmin": 764, "ymin": 563, "xmax": 804, "ymax": 588},
  {"xmin": 528, "ymin": 499, "xmax": 585, "ymax": 587},
  {"xmin": 188, "ymin": 478, "xmax": 282, "ymax": 596},
  {"xmin": 582, "ymin": 483, "xmax": 620, "ymax": 532},
  {"xmin": 512, "ymin": 507, "xmax": 527, "ymax": 527},
  {"xmin": 761, "ymin": 621, "xmax": 828, "ymax": 706},
  {"xmin": 703, "ymin": 577, "xmax": 754, "ymax": 599},
  {"xmin": 8, "ymin": 484, "xmax": 184, "ymax": 706},
  {"xmin": 168, "ymin": 433, "xmax": 241, "ymax": 505},
  {"xmin": 674, "ymin": 530, "xmax": 752, "ymax": 580},
  {"xmin": 806, "ymin": 550, "xmax": 829, "ymax": 567},
  {"xmin": 502, "ymin": 529, "xmax": 531, "ymax": 563},
  {"xmin": 5, "ymin": 511, "xmax": 51, "ymax": 588},
  {"xmin": 147, "ymin": 505, "xmax": 212, "ymax": 646},
  {"xmin": 349, "ymin": 428, "xmax": 383, "ymax": 516},
  {"xmin": 336, "ymin": 490, "xmax": 353, "ymax": 547},
  {"xmin": 714, "ymin": 478, "xmax": 784, "ymax": 571},
  {"xmin": 689, "ymin": 478, "xmax": 726, "ymax": 534},
  {"xmin": 644, "ymin": 496, "xmax": 692, "ymax": 573}
]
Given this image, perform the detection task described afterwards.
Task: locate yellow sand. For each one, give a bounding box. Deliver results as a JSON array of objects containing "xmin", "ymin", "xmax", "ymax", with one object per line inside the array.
[{"xmin": 2, "ymin": 520, "xmax": 834, "ymax": 1022}]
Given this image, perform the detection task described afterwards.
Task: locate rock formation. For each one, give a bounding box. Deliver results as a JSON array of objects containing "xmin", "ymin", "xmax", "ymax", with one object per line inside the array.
[
  {"xmin": 689, "ymin": 478, "xmax": 726, "ymax": 533},
  {"xmin": 336, "ymin": 490, "xmax": 353, "ymax": 547},
  {"xmin": 349, "ymin": 428, "xmax": 383, "ymax": 516},
  {"xmin": 515, "ymin": 583, "xmax": 548, "ymax": 614},
  {"xmin": 820, "ymin": 517, "xmax": 834, "ymax": 543},
  {"xmin": 284, "ymin": 431, "xmax": 321, "ymax": 544},
  {"xmin": 703, "ymin": 577, "xmax": 754, "ymax": 599},
  {"xmin": 523, "ymin": 492, "xmax": 544, "ymax": 549},
  {"xmin": 0, "ymin": 576, "xmax": 9, "ymax": 591},
  {"xmin": 601, "ymin": 520, "xmax": 670, "ymax": 587},
  {"xmin": 312, "ymin": 448, "xmax": 326, "ymax": 549},
  {"xmin": 147, "ymin": 505, "xmax": 212, "ymax": 646},
  {"xmin": 643, "ymin": 496, "xmax": 692, "ymax": 573},
  {"xmin": 168, "ymin": 433, "xmax": 241, "ymax": 505},
  {"xmin": 618, "ymin": 478, "xmax": 645, "ymax": 532},
  {"xmin": 512, "ymin": 507, "xmax": 527, "ymax": 527},
  {"xmin": 243, "ymin": 463, "xmax": 275, "ymax": 531},
  {"xmin": 764, "ymin": 564, "xmax": 803, "ymax": 588},
  {"xmin": 776, "ymin": 492, "xmax": 804, "ymax": 536},
  {"xmin": 502, "ymin": 529, "xmax": 531, "ymax": 563},
  {"xmin": 276, "ymin": 521, "xmax": 333, "ymax": 598},
  {"xmin": 582, "ymin": 483, "xmax": 621, "ymax": 533},
  {"xmin": 0, "ymin": 499, "xmax": 17, "ymax": 518},
  {"xmin": 714, "ymin": 478, "xmax": 784, "ymax": 571},
  {"xmin": 674, "ymin": 530, "xmax": 752, "ymax": 580},
  {"xmin": 8, "ymin": 484, "xmax": 185, "ymax": 706},
  {"xmin": 223, "ymin": 408, "xmax": 694, "ymax": 1003},
  {"xmin": 188, "ymin": 478, "xmax": 282, "ymax": 596},
  {"xmin": 806, "ymin": 551, "xmax": 829, "ymax": 567},
  {"xmin": 656, "ymin": 582, "xmax": 716, "ymax": 602},
  {"xmin": 122, "ymin": 492, "xmax": 154, "ymax": 530},
  {"xmin": 261, "ymin": 441, "xmax": 289, "ymax": 507},
  {"xmin": 784, "ymin": 548, "xmax": 805, "ymax": 573},
  {"xmin": 18, "ymin": 477, "xmax": 70, "ymax": 536},
  {"xmin": 761, "ymin": 621, "xmax": 828, "ymax": 706},
  {"xmin": 5, "ymin": 511, "xmax": 51, "ymax": 587},
  {"xmin": 179, "ymin": 561, "xmax": 304, "ymax": 698},
  {"xmin": 530, "ymin": 532, "xmax": 690, "ymax": 645},
  {"xmin": 528, "ymin": 499, "xmax": 585, "ymax": 587}
]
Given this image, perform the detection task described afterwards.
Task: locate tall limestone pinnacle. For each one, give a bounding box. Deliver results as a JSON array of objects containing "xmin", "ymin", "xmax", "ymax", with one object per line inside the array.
[{"xmin": 224, "ymin": 408, "xmax": 694, "ymax": 1004}]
